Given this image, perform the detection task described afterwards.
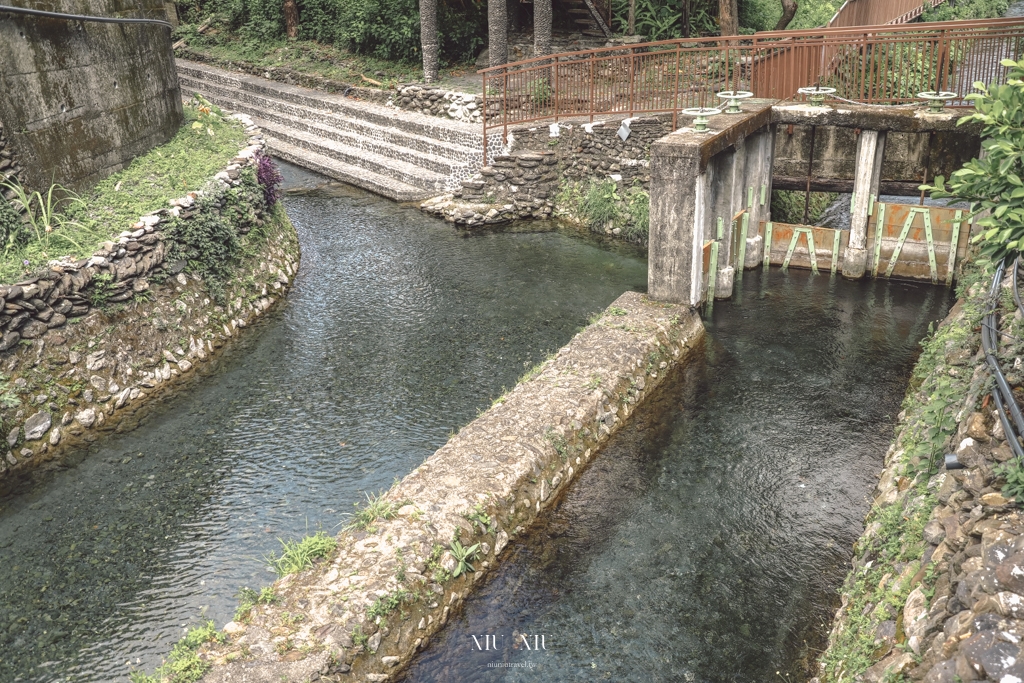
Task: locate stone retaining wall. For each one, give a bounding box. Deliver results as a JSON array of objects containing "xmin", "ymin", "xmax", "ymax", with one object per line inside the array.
[
  {"xmin": 422, "ymin": 115, "xmax": 670, "ymax": 227},
  {"xmin": 0, "ymin": 118, "xmax": 300, "ymax": 491},
  {"xmin": 191, "ymin": 292, "xmax": 704, "ymax": 683},
  {"xmin": 814, "ymin": 269, "xmax": 1024, "ymax": 682}
]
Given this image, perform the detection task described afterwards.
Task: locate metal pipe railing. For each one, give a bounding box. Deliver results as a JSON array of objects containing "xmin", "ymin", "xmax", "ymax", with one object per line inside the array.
[
  {"xmin": 0, "ymin": 4, "xmax": 172, "ymax": 28},
  {"xmin": 478, "ymin": 17, "xmax": 1024, "ymax": 161}
]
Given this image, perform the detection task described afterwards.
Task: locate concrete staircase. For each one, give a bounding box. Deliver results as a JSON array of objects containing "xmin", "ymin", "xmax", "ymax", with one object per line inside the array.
[{"xmin": 176, "ymin": 60, "xmax": 484, "ymax": 201}]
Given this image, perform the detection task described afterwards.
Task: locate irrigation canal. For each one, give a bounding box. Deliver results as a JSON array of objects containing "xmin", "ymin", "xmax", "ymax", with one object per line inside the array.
[{"xmin": 0, "ymin": 164, "xmax": 951, "ymax": 682}]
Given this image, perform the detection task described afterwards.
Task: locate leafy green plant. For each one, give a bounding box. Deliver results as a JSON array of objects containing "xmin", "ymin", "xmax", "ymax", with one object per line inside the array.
[
  {"xmin": 622, "ymin": 187, "xmax": 650, "ymax": 243},
  {"xmin": 129, "ymin": 621, "xmax": 224, "ymax": 683},
  {"xmin": 582, "ymin": 180, "xmax": 622, "ymax": 229},
  {"xmin": 770, "ymin": 190, "xmax": 837, "ymax": 225},
  {"xmin": 266, "ymin": 531, "xmax": 337, "ymax": 576},
  {"xmin": 88, "ymin": 273, "xmax": 115, "ymax": 308},
  {"xmin": 449, "ymin": 539, "xmax": 480, "ymax": 577},
  {"xmin": 427, "ymin": 542, "xmax": 451, "ymax": 582},
  {"xmin": 347, "ymin": 490, "xmax": 398, "ymax": 531},
  {"xmin": 996, "ymin": 459, "xmax": 1024, "ymax": 502},
  {"xmin": 926, "ymin": 57, "xmax": 1024, "ymax": 264},
  {"xmin": 465, "ymin": 504, "xmax": 494, "ymax": 534},
  {"xmin": 235, "ymin": 585, "xmax": 279, "ymax": 620},
  {"xmin": 367, "ymin": 588, "xmax": 411, "ymax": 622}
]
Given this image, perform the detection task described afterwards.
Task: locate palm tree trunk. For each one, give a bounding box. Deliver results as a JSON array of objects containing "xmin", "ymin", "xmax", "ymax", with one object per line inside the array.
[
  {"xmin": 534, "ymin": 0, "xmax": 552, "ymax": 58},
  {"xmin": 719, "ymin": 0, "xmax": 738, "ymax": 36},
  {"xmin": 283, "ymin": 0, "xmax": 299, "ymax": 39},
  {"xmin": 489, "ymin": 0, "xmax": 508, "ymax": 67},
  {"xmin": 421, "ymin": 0, "xmax": 439, "ymax": 82}
]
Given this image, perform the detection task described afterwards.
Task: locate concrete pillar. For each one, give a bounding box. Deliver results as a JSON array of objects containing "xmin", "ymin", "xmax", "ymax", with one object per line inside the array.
[
  {"xmin": 842, "ymin": 130, "xmax": 886, "ymax": 279},
  {"xmin": 711, "ymin": 146, "xmax": 740, "ymax": 299},
  {"xmin": 648, "ymin": 143, "xmax": 708, "ymax": 305},
  {"xmin": 742, "ymin": 126, "xmax": 775, "ymax": 269}
]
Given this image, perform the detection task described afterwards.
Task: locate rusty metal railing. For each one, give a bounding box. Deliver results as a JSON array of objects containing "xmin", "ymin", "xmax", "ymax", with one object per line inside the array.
[
  {"xmin": 479, "ymin": 17, "xmax": 1024, "ymax": 163},
  {"xmin": 826, "ymin": 0, "xmax": 944, "ymax": 29}
]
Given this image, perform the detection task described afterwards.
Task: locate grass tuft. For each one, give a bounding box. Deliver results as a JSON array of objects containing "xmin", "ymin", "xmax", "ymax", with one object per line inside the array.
[{"xmin": 266, "ymin": 531, "xmax": 337, "ymax": 576}]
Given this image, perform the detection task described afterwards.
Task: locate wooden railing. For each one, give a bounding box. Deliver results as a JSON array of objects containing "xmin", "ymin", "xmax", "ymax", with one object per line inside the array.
[
  {"xmin": 826, "ymin": 0, "xmax": 945, "ymax": 29},
  {"xmin": 479, "ymin": 17, "xmax": 1024, "ymax": 160}
]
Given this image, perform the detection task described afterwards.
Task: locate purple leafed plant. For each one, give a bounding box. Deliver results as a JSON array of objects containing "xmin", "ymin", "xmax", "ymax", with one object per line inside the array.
[{"xmin": 255, "ymin": 152, "xmax": 283, "ymax": 206}]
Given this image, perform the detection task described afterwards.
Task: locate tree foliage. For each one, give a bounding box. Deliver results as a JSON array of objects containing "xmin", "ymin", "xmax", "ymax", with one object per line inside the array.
[{"xmin": 926, "ymin": 58, "xmax": 1024, "ymax": 264}]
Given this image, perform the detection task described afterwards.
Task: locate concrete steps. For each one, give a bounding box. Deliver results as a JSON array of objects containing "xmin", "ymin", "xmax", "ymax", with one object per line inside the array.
[{"xmin": 176, "ymin": 59, "xmax": 484, "ymax": 201}]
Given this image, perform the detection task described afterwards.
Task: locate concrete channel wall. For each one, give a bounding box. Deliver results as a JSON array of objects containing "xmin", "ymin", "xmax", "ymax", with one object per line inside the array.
[
  {"xmin": 193, "ymin": 292, "xmax": 704, "ymax": 682},
  {"xmin": 0, "ymin": 0, "xmax": 182, "ymax": 192}
]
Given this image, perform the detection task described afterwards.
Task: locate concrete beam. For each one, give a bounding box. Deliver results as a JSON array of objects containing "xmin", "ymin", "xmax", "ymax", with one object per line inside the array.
[
  {"xmin": 742, "ymin": 127, "xmax": 775, "ymax": 269},
  {"xmin": 842, "ymin": 130, "xmax": 886, "ymax": 279}
]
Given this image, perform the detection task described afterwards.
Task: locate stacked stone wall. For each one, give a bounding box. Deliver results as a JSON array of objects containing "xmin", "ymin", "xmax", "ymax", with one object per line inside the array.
[
  {"xmin": 0, "ymin": 118, "xmax": 300, "ymax": 490},
  {"xmin": 423, "ymin": 115, "xmax": 670, "ymax": 226}
]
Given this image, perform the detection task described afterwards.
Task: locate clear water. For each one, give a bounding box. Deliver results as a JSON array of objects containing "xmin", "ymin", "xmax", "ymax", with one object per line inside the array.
[
  {"xmin": 0, "ymin": 165, "xmax": 648, "ymax": 683},
  {"xmin": 401, "ymin": 270, "xmax": 952, "ymax": 683}
]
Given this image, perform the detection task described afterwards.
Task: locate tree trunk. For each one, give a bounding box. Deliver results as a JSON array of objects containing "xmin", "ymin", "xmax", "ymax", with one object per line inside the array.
[
  {"xmin": 488, "ymin": 0, "xmax": 508, "ymax": 67},
  {"xmin": 421, "ymin": 0, "xmax": 439, "ymax": 83},
  {"xmin": 283, "ymin": 0, "xmax": 299, "ymax": 39},
  {"xmin": 628, "ymin": 0, "xmax": 636, "ymax": 34},
  {"xmin": 681, "ymin": 0, "xmax": 690, "ymax": 38},
  {"xmin": 774, "ymin": 0, "xmax": 798, "ymax": 30},
  {"xmin": 534, "ymin": 0, "xmax": 552, "ymax": 58},
  {"xmin": 719, "ymin": 0, "xmax": 738, "ymax": 36}
]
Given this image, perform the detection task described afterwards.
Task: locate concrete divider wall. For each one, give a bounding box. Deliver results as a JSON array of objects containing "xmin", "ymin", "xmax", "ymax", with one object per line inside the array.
[
  {"xmin": 193, "ymin": 292, "xmax": 704, "ymax": 683},
  {"xmin": 0, "ymin": 0, "xmax": 183, "ymax": 192}
]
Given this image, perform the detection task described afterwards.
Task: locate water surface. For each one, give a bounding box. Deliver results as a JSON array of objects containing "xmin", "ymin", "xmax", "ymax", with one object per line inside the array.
[
  {"xmin": 402, "ymin": 269, "xmax": 951, "ymax": 682},
  {"xmin": 0, "ymin": 167, "xmax": 647, "ymax": 683}
]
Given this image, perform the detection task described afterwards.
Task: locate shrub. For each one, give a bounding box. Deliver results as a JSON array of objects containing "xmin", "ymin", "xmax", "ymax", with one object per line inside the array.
[
  {"xmin": 255, "ymin": 152, "xmax": 283, "ymax": 207},
  {"xmin": 582, "ymin": 179, "xmax": 622, "ymax": 229},
  {"xmin": 0, "ymin": 197, "xmax": 24, "ymax": 254},
  {"xmin": 926, "ymin": 57, "xmax": 1024, "ymax": 264}
]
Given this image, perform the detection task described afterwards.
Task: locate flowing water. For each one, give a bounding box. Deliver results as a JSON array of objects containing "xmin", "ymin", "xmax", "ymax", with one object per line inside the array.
[
  {"xmin": 0, "ymin": 163, "xmax": 953, "ymax": 683},
  {"xmin": 0, "ymin": 165, "xmax": 648, "ymax": 683},
  {"xmin": 401, "ymin": 270, "xmax": 952, "ymax": 683}
]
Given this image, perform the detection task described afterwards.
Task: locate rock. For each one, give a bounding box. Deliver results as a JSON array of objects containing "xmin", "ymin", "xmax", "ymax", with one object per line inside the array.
[
  {"xmin": 381, "ymin": 656, "xmax": 400, "ymax": 666},
  {"xmin": 49, "ymin": 428, "xmax": 60, "ymax": 446},
  {"xmin": 75, "ymin": 409, "xmax": 96, "ymax": 428},
  {"xmin": 19, "ymin": 320, "xmax": 47, "ymax": 339},
  {"xmin": 0, "ymin": 331, "xmax": 21, "ymax": 351},
  {"xmin": 223, "ymin": 621, "xmax": 245, "ymax": 635},
  {"xmin": 995, "ymin": 551, "xmax": 1024, "ymax": 593},
  {"xmin": 23, "ymin": 411, "xmax": 51, "ymax": 440},
  {"xmin": 19, "ymin": 448, "xmax": 32, "ymax": 459},
  {"xmin": 966, "ymin": 412, "xmax": 989, "ymax": 441},
  {"xmin": 494, "ymin": 529, "xmax": 509, "ymax": 555},
  {"xmin": 923, "ymin": 519, "xmax": 946, "ymax": 545},
  {"xmin": 981, "ymin": 492, "xmax": 1010, "ymax": 507},
  {"xmin": 89, "ymin": 375, "xmax": 107, "ymax": 392},
  {"xmin": 902, "ymin": 586, "xmax": 930, "ymax": 648},
  {"xmin": 862, "ymin": 651, "xmax": 916, "ymax": 682},
  {"xmin": 85, "ymin": 351, "xmax": 107, "ymax": 371},
  {"xmin": 367, "ymin": 630, "xmax": 382, "ymax": 653},
  {"xmin": 5, "ymin": 451, "xmax": 15, "ymax": 466},
  {"xmin": 6, "ymin": 426, "xmax": 18, "ymax": 448}
]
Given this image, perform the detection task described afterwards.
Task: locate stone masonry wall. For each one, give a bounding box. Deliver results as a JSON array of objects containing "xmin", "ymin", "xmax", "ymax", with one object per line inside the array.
[
  {"xmin": 422, "ymin": 115, "xmax": 671, "ymax": 226},
  {"xmin": 0, "ymin": 118, "xmax": 300, "ymax": 491},
  {"xmin": 189, "ymin": 292, "xmax": 704, "ymax": 683}
]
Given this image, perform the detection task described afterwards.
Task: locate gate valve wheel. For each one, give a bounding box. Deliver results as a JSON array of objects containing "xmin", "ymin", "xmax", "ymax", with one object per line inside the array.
[
  {"xmin": 797, "ymin": 86, "xmax": 837, "ymax": 108},
  {"xmin": 681, "ymin": 107, "xmax": 723, "ymax": 132},
  {"xmin": 917, "ymin": 91, "xmax": 958, "ymax": 113},
  {"xmin": 715, "ymin": 90, "xmax": 753, "ymax": 114}
]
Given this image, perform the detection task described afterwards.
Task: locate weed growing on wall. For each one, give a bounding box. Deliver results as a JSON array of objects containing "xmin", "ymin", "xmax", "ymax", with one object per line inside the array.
[
  {"xmin": 266, "ymin": 531, "xmax": 337, "ymax": 576},
  {"xmin": 129, "ymin": 621, "xmax": 225, "ymax": 683}
]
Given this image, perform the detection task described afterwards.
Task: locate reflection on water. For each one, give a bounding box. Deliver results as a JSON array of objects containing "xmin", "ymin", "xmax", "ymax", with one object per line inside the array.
[
  {"xmin": 402, "ymin": 270, "xmax": 951, "ymax": 683},
  {"xmin": 0, "ymin": 165, "xmax": 647, "ymax": 683}
]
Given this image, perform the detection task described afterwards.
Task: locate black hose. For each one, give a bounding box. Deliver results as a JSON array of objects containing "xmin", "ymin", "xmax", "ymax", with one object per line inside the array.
[
  {"xmin": 981, "ymin": 258, "xmax": 1024, "ymax": 459},
  {"xmin": 0, "ymin": 4, "xmax": 172, "ymax": 28}
]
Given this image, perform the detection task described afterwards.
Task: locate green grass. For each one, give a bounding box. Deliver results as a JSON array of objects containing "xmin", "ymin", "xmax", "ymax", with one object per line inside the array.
[
  {"xmin": 0, "ymin": 103, "xmax": 247, "ymax": 283},
  {"xmin": 266, "ymin": 531, "xmax": 337, "ymax": 576},
  {"xmin": 129, "ymin": 621, "xmax": 225, "ymax": 683},
  {"xmin": 176, "ymin": 28, "xmax": 425, "ymax": 90},
  {"xmin": 367, "ymin": 588, "xmax": 412, "ymax": 623},
  {"xmin": 347, "ymin": 491, "xmax": 399, "ymax": 532}
]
